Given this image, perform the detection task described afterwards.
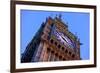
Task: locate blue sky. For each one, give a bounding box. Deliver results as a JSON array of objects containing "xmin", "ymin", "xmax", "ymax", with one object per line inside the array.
[{"xmin": 21, "ymin": 9, "xmax": 90, "ymax": 60}]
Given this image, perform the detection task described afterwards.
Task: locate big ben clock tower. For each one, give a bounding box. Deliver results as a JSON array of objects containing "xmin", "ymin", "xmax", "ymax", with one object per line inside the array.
[{"xmin": 21, "ymin": 15, "xmax": 81, "ymax": 63}]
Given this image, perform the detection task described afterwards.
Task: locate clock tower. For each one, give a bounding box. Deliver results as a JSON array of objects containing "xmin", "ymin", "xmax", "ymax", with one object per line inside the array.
[{"xmin": 21, "ymin": 15, "xmax": 81, "ymax": 63}]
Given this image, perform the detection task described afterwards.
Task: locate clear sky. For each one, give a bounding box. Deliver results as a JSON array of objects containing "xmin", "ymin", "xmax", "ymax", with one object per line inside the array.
[{"xmin": 21, "ymin": 9, "xmax": 90, "ymax": 60}]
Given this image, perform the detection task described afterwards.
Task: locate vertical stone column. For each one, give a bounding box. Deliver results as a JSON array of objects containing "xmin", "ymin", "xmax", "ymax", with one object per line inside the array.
[
  {"xmin": 31, "ymin": 41, "xmax": 43, "ymax": 62},
  {"xmin": 47, "ymin": 51, "xmax": 51, "ymax": 61},
  {"xmin": 51, "ymin": 52, "xmax": 55, "ymax": 61},
  {"xmin": 42, "ymin": 48, "xmax": 49, "ymax": 61},
  {"xmin": 39, "ymin": 42, "xmax": 48, "ymax": 61}
]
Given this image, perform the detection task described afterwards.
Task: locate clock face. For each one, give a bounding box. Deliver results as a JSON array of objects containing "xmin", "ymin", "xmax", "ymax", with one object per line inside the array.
[{"xmin": 51, "ymin": 25, "xmax": 75, "ymax": 49}]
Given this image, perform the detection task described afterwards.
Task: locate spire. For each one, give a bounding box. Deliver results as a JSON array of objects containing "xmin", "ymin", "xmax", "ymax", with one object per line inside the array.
[
  {"xmin": 55, "ymin": 14, "xmax": 62, "ymax": 20},
  {"xmin": 59, "ymin": 13, "xmax": 62, "ymax": 20}
]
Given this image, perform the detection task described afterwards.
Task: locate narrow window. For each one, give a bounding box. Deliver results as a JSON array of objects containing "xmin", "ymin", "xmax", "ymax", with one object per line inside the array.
[
  {"xmin": 72, "ymin": 54, "xmax": 75, "ymax": 58},
  {"xmin": 50, "ymin": 39, "xmax": 53, "ymax": 43},
  {"xmin": 59, "ymin": 56, "xmax": 62, "ymax": 60},
  {"xmin": 63, "ymin": 58, "xmax": 66, "ymax": 60},
  {"xmin": 55, "ymin": 42, "xmax": 57, "ymax": 45},
  {"xmin": 69, "ymin": 51, "xmax": 71, "ymax": 55},
  {"xmin": 62, "ymin": 47, "xmax": 64, "ymax": 51},
  {"xmin": 65, "ymin": 49, "xmax": 68, "ymax": 53},
  {"xmin": 58, "ymin": 44, "xmax": 61, "ymax": 48}
]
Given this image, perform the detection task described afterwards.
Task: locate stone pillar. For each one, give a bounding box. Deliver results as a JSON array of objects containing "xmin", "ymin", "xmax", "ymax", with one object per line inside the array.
[
  {"xmin": 31, "ymin": 41, "xmax": 43, "ymax": 62},
  {"xmin": 39, "ymin": 42, "xmax": 48, "ymax": 61}
]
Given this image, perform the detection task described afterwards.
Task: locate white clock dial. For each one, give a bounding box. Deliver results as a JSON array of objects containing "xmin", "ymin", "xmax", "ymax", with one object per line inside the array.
[{"xmin": 52, "ymin": 26, "xmax": 75, "ymax": 49}]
